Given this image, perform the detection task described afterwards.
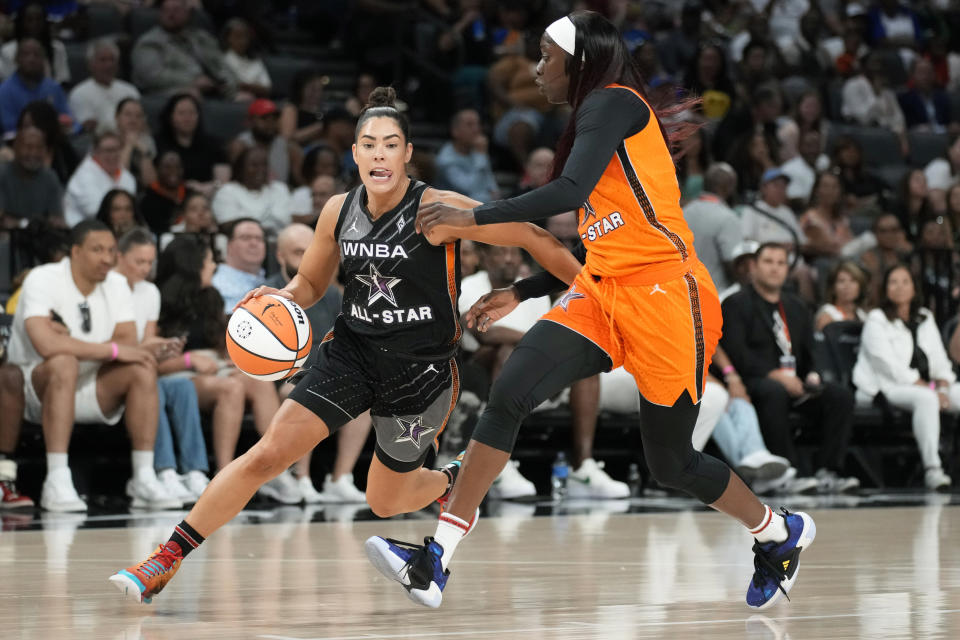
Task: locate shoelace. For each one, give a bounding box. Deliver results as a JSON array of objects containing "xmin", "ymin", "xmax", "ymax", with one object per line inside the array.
[
  {"xmin": 750, "ymin": 542, "xmax": 790, "ymax": 601},
  {"xmin": 387, "ymin": 537, "xmax": 439, "ymax": 591},
  {"xmin": 136, "ymin": 546, "xmax": 180, "ymax": 579}
]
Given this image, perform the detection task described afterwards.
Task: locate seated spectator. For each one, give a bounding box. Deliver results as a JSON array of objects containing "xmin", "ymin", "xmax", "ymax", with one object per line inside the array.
[
  {"xmin": 131, "ymin": 0, "xmax": 236, "ymax": 98},
  {"xmin": 899, "ymin": 58, "xmax": 955, "ymax": 134},
  {"xmin": 800, "ymin": 171, "xmax": 855, "ymax": 259},
  {"xmin": 898, "ymin": 169, "xmax": 935, "ymax": 241},
  {"xmin": 945, "ymin": 184, "xmax": 960, "ymax": 241},
  {"xmin": 781, "ymin": 130, "xmax": 830, "ymax": 206},
  {"xmin": 861, "ymin": 213, "xmax": 912, "ymax": 305},
  {"xmin": 683, "ymin": 43, "xmax": 735, "ymax": 122},
  {"xmin": 290, "ymin": 146, "xmax": 343, "ymax": 222},
  {"xmin": 0, "ymin": 126, "xmax": 63, "ymax": 227},
  {"xmin": 740, "ymin": 169, "xmax": 806, "ymax": 253},
  {"xmin": 17, "ymin": 99, "xmax": 78, "ymax": 185},
  {"xmin": 831, "ymin": 24, "xmax": 869, "ymax": 78},
  {"xmin": 735, "ymin": 40, "xmax": 778, "ymax": 104},
  {"xmin": 911, "ymin": 216, "xmax": 960, "ymax": 323},
  {"xmin": 721, "ymin": 242, "xmax": 859, "ymax": 493},
  {"xmin": 95, "ymin": 188, "xmax": 145, "ymax": 238},
  {"xmin": 712, "ymin": 84, "xmax": 782, "ymax": 165},
  {"xmin": 68, "ymin": 39, "xmax": 140, "ymax": 134},
  {"xmin": 815, "ymin": 261, "xmax": 869, "ymax": 330},
  {"xmin": 778, "ymin": 91, "xmax": 831, "ymax": 165},
  {"xmin": 292, "ymin": 174, "xmax": 339, "ymax": 227},
  {"xmin": 114, "ymin": 228, "xmax": 210, "ymax": 502},
  {"xmin": 460, "ymin": 238, "xmax": 479, "ymax": 277},
  {"xmin": 279, "ymin": 70, "xmax": 329, "ymax": 147},
  {"xmin": 853, "ymin": 265, "xmax": 954, "ymax": 491},
  {"xmin": 720, "ymin": 240, "xmax": 760, "ymax": 302},
  {"xmin": 264, "ymin": 223, "xmax": 369, "ymax": 503},
  {"xmin": 345, "ymin": 72, "xmax": 377, "ymax": 117},
  {"xmin": 866, "ymin": 0, "xmax": 923, "ymax": 50},
  {"xmin": 677, "ymin": 126, "xmax": 710, "ymax": 204},
  {"xmin": 0, "ymin": 359, "xmax": 32, "ymax": 508},
  {"xmin": 211, "ymin": 218, "xmax": 266, "ymax": 312},
  {"xmin": 318, "ymin": 106, "xmax": 358, "ymax": 180},
  {"xmin": 154, "ymin": 236, "xmax": 288, "ymax": 492},
  {"xmin": 924, "ymin": 34, "xmax": 960, "ymax": 93},
  {"xmin": 434, "ymin": 108, "xmax": 499, "ymax": 202},
  {"xmin": 114, "ymin": 98, "xmax": 157, "ymax": 188},
  {"xmin": 212, "ymin": 146, "xmax": 291, "ymax": 232},
  {"xmin": 0, "ymin": 37, "xmax": 73, "ymax": 136},
  {"xmin": 233, "ymin": 99, "xmax": 301, "ymax": 186},
  {"xmin": 64, "ymin": 131, "xmax": 136, "ymax": 226},
  {"xmin": 140, "ymin": 151, "xmax": 186, "ymax": 234},
  {"xmin": 220, "ymin": 17, "xmax": 271, "ymax": 101},
  {"xmin": 833, "ymin": 136, "xmax": 887, "ymax": 209},
  {"xmin": 923, "ymin": 134, "xmax": 960, "ymax": 194},
  {"xmin": 156, "ymin": 93, "xmax": 229, "ymax": 196},
  {"xmin": 841, "ymin": 52, "xmax": 908, "ymax": 157},
  {"xmin": 458, "ymin": 242, "xmax": 548, "ymax": 498},
  {"xmin": 6, "ymin": 219, "xmax": 180, "ymax": 511},
  {"xmin": 682, "ymin": 162, "xmax": 742, "ymax": 293},
  {"xmin": 512, "ymin": 146, "xmax": 553, "ymax": 196},
  {"xmin": 0, "ymin": 2, "xmax": 70, "ymax": 84},
  {"xmin": 160, "ymin": 191, "xmax": 222, "ymax": 252}
]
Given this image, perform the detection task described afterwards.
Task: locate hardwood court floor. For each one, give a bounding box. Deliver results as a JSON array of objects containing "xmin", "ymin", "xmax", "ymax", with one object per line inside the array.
[{"xmin": 2, "ymin": 503, "xmax": 960, "ymax": 639}]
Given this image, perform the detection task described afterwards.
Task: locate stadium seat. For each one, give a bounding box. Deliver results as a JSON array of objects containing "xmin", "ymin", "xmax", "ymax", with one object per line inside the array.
[
  {"xmin": 85, "ymin": 4, "xmax": 123, "ymax": 39},
  {"xmin": 141, "ymin": 94, "xmax": 167, "ymax": 132},
  {"xmin": 127, "ymin": 7, "xmax": 160, "ymax": 41},
  {"xmin": 830, "ymin": 124, "xmax": 904, "ymax": 167},
  {"xmin": 876, "ymin": 49, "xmax": 908, "ymax": 88},
  {"xmin": 65, "ymin": 43, "xmax": 89, "ymax": 87},
  {"xmin": 908, "ymin": 131, "xmax": 949, "ymax": 168},
  {"xmin": 818, "ymin": 320, "xmax": 863, "ymax": 390},
  {"xmin": 874, "ymin": 163, "xmax": 910, "ymax": 190},
  {"xmin": 263, "ymin": 55, "xmax": 315, "ymax": 100},
  {"xmin": 202, "ymin": 100, "xmax": 251, "ymax": 144}
]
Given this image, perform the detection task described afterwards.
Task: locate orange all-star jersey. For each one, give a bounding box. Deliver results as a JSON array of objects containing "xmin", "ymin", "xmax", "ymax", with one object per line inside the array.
[{"xmin": 578, "ymin": 84, "xmax": 696, "ymax": 277}]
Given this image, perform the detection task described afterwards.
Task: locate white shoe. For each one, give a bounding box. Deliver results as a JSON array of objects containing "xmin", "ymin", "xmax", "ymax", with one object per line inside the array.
[
  {"xmin": 181, "ymin": 470, "xmax": 210, "ymax": 498},
  {"xmin": 259, "ymin": 470, "xmax": 302, "ymax": 504},
  {"xmin": 127, "ymin": 471, "xmax": 182, "ymax": 510},
  {"xmin": 567, "ymin": 458, "xmax": 630, "ymax": 499},
  {"xmin": 925, "ymin": 467, "xmax": 952, "ymax": 491},
  {"xmin": 40, "ymin": 467, "xmax": 87, "ymax": 512},
  {"xmin": 158, "ymin": 469, "xmax": 194, "ymax": 503},
  {"xmin": 782, "ymin": 474, "xmax": 821, "ymax": 495},
  {"xmin": 736, "ymin": 450, "xmax": 790, "ymax": 483},
  {"xmin": 814, "ymin": 468, "xmax": 860, "ymax": 494},
  {"xmin": 318, "ymin": 473, "xmax": 366, "ymax": 503},
  {"xmin": 298, "ymin": 476, "xmax": 325, "ymax": 504},
  {"xmin": 488, "ymin": 460, "xmax": 537, "ymax": 500}
]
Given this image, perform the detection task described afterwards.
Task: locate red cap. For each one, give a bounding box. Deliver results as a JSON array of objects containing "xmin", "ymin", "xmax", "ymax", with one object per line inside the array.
[{"xmin": 248, "ymin": 99, "xmax": 278, "ymax": 117}]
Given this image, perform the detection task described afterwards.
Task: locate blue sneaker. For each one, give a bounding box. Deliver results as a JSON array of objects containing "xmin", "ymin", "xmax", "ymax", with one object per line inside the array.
[
  {"xmin": 365, "ymin": 536, "xmax": 449, "ymax": 608},
  {"xmin": 746, "ymin": 509, "xmax": 816, "ymax": 610}
]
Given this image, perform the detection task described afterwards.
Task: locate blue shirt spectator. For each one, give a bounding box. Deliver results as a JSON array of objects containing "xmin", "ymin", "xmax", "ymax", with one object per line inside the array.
[
  {"xmin": 210, "ymin": 218, "xmax": 267, "ymax": 313},
  {"xmin": 0, "ymin": 38, "xmax": 73, "ymax": 136},
  {"xmin": 434, "ymin": 108, "xmax": 499, "ymax": 203},
  {"xmin": 898, "ymin": 58, "xmax": 953, "ymax": 133}
]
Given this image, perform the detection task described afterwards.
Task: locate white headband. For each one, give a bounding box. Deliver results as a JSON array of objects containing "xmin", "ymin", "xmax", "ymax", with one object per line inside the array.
[{"xmin": 545, "ymin": 16, "xmax": 583, "ymax": 60}]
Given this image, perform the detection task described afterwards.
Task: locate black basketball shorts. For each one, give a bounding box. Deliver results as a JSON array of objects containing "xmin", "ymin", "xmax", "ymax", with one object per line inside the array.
[{"xmin": 288, "ymin": 322, "xmax": 459, "ymax": 472}]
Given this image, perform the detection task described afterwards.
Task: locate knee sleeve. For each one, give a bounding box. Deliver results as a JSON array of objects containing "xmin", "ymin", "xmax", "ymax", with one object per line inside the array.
[
  {"xmin": 639, "ymin": 391, "xmax": 731, "ymax": 504},
  {"xmin": 471, "ymin": 321, "xmax": 611, "ymax": 453}
]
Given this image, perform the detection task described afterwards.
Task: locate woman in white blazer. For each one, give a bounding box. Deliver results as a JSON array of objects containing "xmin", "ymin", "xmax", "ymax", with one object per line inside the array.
[{"xmin": 852, "ymin": 265, "xmax": 955, "ymax": 490}]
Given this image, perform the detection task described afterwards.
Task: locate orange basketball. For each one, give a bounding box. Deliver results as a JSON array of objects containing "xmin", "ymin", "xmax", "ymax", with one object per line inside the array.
[{"xmin": 226, "ymin": 294, "xmax": 313, "ymax": 381}]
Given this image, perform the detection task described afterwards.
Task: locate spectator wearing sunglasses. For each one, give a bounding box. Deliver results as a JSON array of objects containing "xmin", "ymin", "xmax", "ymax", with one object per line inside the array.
[{"xmin": 5, "ymin": 219, "xmax": 182, "ymax": 512}]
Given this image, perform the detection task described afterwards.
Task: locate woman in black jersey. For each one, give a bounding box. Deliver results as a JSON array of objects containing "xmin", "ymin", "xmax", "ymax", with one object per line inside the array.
[
  {"xmin": 109, "ymin": 87, "xmax": 582, "ymax": 605},
  {"xmin": 367, "ymin": 11, "xmax": 817, "ymax": 613}
]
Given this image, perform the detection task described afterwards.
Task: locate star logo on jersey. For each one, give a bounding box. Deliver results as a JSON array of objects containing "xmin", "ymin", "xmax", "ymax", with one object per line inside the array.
[
  {"xmin": 394, "ymin": 416, "xmax": 436, "ymax": 447},
  {"xmin": 580, "ymin": 199, "xmax": 598, "ymax": 226},
  {"xmin": 356, "ymin": 264, "xmax": 402, "ymax": 307},
  {"xmin": 558, "ymin": 285, "xmax": 586, "ymax": 312}
]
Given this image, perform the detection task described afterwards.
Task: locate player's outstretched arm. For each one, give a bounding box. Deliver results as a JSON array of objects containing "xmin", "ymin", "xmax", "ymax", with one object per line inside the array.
[
  {"xmin": 421, "ymin": 189, "xmax": 581, "ymax": 285},
  {"xmin": 233, "ymin": 195, "xmax": 345, "ymax": 312}
]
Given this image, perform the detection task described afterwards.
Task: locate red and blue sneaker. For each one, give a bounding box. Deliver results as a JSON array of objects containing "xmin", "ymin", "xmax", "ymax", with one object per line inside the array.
[{"xmin": 746, "ymin": 508, "xmax": 817, "ymax": 610}]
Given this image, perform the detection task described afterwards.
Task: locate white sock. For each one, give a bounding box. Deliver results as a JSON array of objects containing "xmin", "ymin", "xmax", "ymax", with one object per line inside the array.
[
  {"xmin": 750, "ymin": 505, "xmax": 788, "ymax": 544},
  {"xmin": 434, "ymin": 512, "xmax": 470, "ymax": 570},
  {"xmin": 131, "ymin": 450, "xmax": 155, "ymax": 478},
  {"xmin": 46, "ymin": 452, "xmax": 68, "ymax": 472}
]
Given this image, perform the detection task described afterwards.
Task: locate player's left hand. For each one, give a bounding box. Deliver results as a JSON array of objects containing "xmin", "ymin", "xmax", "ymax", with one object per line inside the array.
[{"xmin": 416, "ymin": 202, "xmax": 476, "ymax": 237}]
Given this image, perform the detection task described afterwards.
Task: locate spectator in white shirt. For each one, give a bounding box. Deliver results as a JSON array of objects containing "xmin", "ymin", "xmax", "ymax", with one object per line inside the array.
[
  {"xmin": 5, "ymin": 219, "xmax": 180, "ymax": 511},
  {"xmin": 68, "ymin": 39, "xmax": 140, "ymax": 134},
  {"xmin": 212, "ymin": 146, "xmax": 291, "ymax": 232},
  {"xmin": 740, "ymin": 169, "xmax": 806, "ymax": 252},
  {"xmin": 64, "ymin": 131, "xmax": 136, "ymax": 226},
  {"xmin": 815, "ymin": 261, "xmax": 869, "ymax": 330},
  {"xmin": 853, "ymin": 265, "xmax": 955, "ymax": 491},
  {"xmin": 924, "ymin": 134, "xmax": 960, "ymax": 194},
  {"xmin": 841, "ymin": 52, "xmax": 909, "ymax": 157},
  {"xmin": 780, "ymin": 130, "xmax": 830, "ymax": 206},
  {"xmin": 221, "ymin": 17, "xmax": 271, "ymax": 101}
]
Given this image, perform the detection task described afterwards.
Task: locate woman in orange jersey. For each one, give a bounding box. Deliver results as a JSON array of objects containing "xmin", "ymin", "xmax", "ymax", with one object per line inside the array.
[{"xmin": 366, "ymin": 11, "xmax": 816, "ymax": 612}]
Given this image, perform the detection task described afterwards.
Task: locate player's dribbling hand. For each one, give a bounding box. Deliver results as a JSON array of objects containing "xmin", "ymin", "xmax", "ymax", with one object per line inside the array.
[
  {"xmin": 416, "ymin": 202, "xmax": 476, "ymax": 237},
  {"xmin": 233, "ymin": 286, "xmax": 293, "ymax": 312},
  {"xmin": 465, "ymin": 286, "xmax": 521, "ymax": 332}
]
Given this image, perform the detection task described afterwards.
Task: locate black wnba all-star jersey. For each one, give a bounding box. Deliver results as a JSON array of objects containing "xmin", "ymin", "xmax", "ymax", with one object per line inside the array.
[{"xmin": 335, "ymin": 179, "xmax": 461, "ymax": 358}]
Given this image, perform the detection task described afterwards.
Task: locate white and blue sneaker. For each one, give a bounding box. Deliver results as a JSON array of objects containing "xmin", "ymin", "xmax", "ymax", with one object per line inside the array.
[
  {"xmin": 746, "ymin": 508, "xmax": 816, "ymax": 610},
  {"xmin": 365, "ymin": 536, "xmax": 448, "ymax": 608}
]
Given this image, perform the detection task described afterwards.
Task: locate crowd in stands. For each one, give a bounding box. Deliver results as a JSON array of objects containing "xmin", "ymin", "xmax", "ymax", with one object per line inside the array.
[{"xmin": 4, "ymin": 0, "xmax": 960, "ymax": 512}]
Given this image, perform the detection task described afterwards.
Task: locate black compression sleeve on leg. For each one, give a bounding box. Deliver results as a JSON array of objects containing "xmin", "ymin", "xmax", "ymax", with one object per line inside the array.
[
  {"xmin": 638, "ymin": 391, "xmax": 731, "ymax": 504},
  {"xmin": 470, "ymin": 320, "xmax": 611, "ymax": 453}
]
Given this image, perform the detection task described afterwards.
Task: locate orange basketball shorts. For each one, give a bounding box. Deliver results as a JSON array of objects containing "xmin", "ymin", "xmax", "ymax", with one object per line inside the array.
[{"xmin": 541, "ymin": 259, "xmax": 722, "ymax": 406}]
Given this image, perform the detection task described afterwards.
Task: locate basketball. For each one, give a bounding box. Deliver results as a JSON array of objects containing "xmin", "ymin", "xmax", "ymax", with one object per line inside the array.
[{"xmin": 226, "ymin": 294, "xmax": 313, "ymax": 381}]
